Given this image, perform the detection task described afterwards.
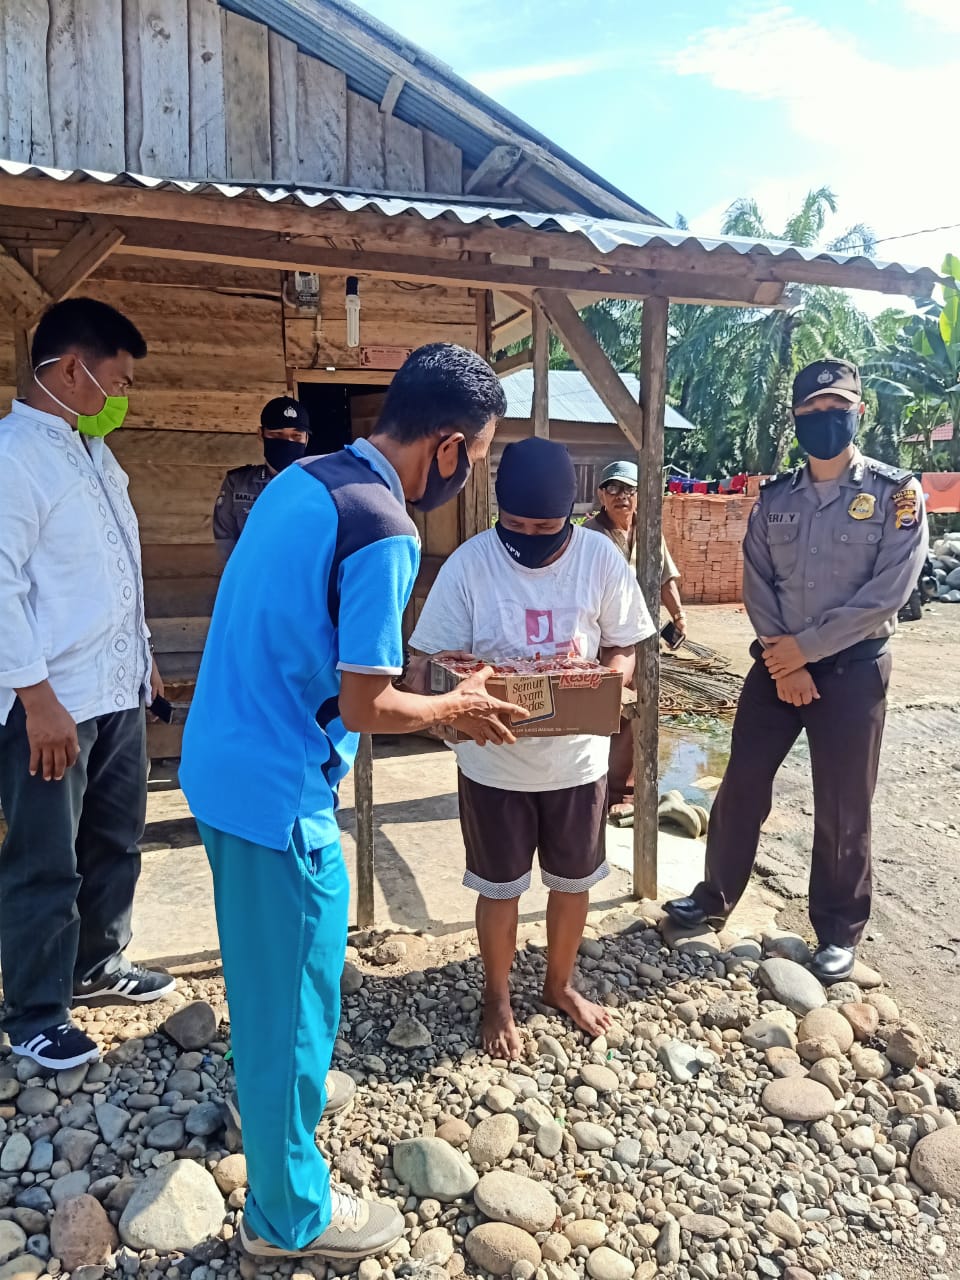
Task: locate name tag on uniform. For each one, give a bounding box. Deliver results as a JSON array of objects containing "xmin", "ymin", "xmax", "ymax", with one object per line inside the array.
[
  {"xmin": 847, "ymin": 493, "xmax": 876, "ymax": 520},
  {"xmin": 767, "ymin": 512, "xmax": 798, "ymax": 524}
]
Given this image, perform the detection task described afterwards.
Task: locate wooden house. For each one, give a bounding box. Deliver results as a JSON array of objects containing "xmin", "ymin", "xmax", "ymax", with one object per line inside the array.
[{"xmin": 0, "ymin": 0, "xmax": 942, "ymax": 909}]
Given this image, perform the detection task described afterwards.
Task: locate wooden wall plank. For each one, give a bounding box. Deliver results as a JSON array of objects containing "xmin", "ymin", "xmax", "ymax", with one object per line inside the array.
[
  {"xmin": 297, "ymin": 55, "xmax": 347, "ymax": 185},
  {"xmin": 142, "ymin": 543, "xmax": 222, "ymax": 577},
  {"xmin": 148, "ymin": 615, "xmax": 210, "ymax": 652},
  {"xmin": 130, "ymin": 0, "xmax": 190, "ymax": 175},
  {"xmin": 423, "ymin": 131, "xmax": 463, "ymax": 195},
  {"xmin": 122, "ymin": 0, "xmax": 144, "ymax": 171},
  {"xmin": 124, "ymin": 390, "xmax": 279, "ymax": 432},
  {"xmin": 346, "ymin": 91, "xmax": 384, "ymax": 188},
  {"xmin": 0, "ymin": 7, "xmax": 8, "ymax": 162},
  {"xmin": 268, "ymin": 31, "xmax": 298, "ymax": 182},
  {"xmin": 5, "ymin": 0, "xmax": 54, "ymax": 164},
  {"xmin": 384, "ymin": 115, "xmax": 425, "ymax": 192},
  {"xmin": 113, "ymin": 429, "xmax": 261, "ymax": 467},
  {"xmin": 221, "ymin": 8, "xmax": 271, "ymax": 181},
  {"xmin": 145, "ymin": 574, "xmax": 220, "ymax": 617},
  {"xmin": 187, "ymin": 0, "xmax": 226, "ymax": 177},
  {"xmin": 286, "ymin": 318, "xmax": 476, "ymax": 370},
  {"xmin": 48, "ymin": 0, "xmax": 125, "ymax": 171}
]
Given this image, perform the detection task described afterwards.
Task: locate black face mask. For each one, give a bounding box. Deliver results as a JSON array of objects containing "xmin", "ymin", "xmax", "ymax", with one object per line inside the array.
[
  {"xmin": 495, "ymin": 519, "xmax": 572, "ymax": 569},
  {"xmin": 412, "ymin": 439, "xmax": 471, "ymax": 512},
  {"xmin": 794, "ymin": 407, "xmax": 859, "ymax": 460},
  {"xmin": 264, "ymin": 438, "xmax": 308, "ymax": 472}
]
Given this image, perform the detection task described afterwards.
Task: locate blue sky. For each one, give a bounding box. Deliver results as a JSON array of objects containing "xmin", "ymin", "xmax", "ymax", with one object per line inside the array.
[{"xmin": 360, "ymin": 0, "xmax": 958, "ymax": 307}]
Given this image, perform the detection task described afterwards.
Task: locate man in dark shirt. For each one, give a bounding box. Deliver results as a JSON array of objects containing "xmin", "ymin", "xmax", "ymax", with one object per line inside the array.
[{"xmin": 213, "ymin": 396, "xmax": 311, "ymax": 561}]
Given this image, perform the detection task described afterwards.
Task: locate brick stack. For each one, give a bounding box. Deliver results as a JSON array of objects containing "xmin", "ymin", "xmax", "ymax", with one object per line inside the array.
[{"xmin": 662, "ymin": 493, "xmax": 756, "ymax": 604}]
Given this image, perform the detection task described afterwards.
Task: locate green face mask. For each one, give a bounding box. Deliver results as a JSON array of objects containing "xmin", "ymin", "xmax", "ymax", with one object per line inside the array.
[{"xmin": 35, "ymin": 357, "xmax": 129, "ymax": 437}]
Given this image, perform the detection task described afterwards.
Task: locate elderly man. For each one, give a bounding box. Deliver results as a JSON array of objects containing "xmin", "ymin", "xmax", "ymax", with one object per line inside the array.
[
  {"xmin": 0, "ymin": 298, "xmax": 175, "ymax": 1072},
  {"xmin": 584, "ymin": 460, "xmax": 686, "ymax": 814},
  {"xmin": 411, "ymin": 438, "xmax": 654, "ymax": 1059},
  {"xmin": 665, "ymin": 359, "xmax": 928, "ymax": 983}
]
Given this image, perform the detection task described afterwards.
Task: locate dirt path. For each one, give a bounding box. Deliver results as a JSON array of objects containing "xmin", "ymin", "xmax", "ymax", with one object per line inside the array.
[{"xmin": 685, "ymin": 602, "xmax": 960, "ymax": 1055}]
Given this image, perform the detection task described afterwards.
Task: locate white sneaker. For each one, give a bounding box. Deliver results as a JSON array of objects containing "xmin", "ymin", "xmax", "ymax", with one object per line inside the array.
[{"xmin": 240, "ymin": 1187, "xmax": 403, "ymax": 1260}]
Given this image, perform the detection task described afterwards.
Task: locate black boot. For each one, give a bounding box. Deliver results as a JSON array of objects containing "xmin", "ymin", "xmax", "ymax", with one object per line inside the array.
[
  {"xmin": 810, "ymin": 944, "xmax": 856, "ymax": 984},
  {"xmin": 663, "ymin": 897, "xmax": 725, "ymax": 930}
]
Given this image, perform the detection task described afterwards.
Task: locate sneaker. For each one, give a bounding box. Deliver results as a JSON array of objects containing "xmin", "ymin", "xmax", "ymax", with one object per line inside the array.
[
  {"xmin": 11, "ymin": 1023, "xmax": 100, "ymax": 1070},
  {"xmin": 240, "ymin": 1187, "xmax": 404, "ymax": 1260},
  {"xmin": 226, "ymin": 1070, "xmax": 356, "ymax": 1130},
  {"xmin": 74, "ymin": 963, "xmax": 176, "ymax": 1004}
]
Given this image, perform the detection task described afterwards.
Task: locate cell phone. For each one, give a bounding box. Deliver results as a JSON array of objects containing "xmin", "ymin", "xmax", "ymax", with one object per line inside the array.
[
  {"xmin": 660, "ymin": 621, "xmax": 686, "ymax": 651},
  {"xmin": 149, "ymin": 695, "xmax": 174, "ymax": 724}
]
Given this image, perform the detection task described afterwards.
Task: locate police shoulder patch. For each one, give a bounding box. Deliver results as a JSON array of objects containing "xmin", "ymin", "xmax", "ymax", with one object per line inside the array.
[
  {"xmin": 760, "ymin": 470, "xmax": 795, "ymax": 490},
  {"xmin": 891, "ymin": 480, "xmax": 920, "ymax": 529},
  {"xmin": 867, "ymin": 460, "xmax": 912, "ymax": 485}
]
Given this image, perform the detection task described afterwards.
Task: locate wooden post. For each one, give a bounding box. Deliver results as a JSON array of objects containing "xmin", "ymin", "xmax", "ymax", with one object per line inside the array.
[
  {"xmin": 532, "ymin": 258, "xmax": 550, "ymax": 437},
  {"xmin": 14, "ymin": 323, "xmax": 32, "ymax": 399},
  {"xmin": 633, "ymin": 295, "xmax": 669, "ymax": 901},
  {"xmin": 354, "ymin": 732, "xmax": 375, "ymax": 928}
]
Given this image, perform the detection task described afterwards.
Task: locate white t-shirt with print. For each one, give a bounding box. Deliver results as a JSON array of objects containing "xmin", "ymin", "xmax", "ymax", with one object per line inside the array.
[{"xmin": 410, "ymin": 525, "xmax": 654, "ymax": 792}]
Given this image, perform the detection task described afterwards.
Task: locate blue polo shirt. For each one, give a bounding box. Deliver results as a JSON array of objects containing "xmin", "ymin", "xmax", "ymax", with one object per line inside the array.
[{"xmin": 179, "ymin": 440, "xmax": 419, "ymax": 851}]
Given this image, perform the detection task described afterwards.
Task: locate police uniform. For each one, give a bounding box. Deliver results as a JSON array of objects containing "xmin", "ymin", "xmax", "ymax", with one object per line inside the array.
[
  {"xmin": 213, "ymin": 464, "xmax": 271, "ymax": 561},
  {"xmin": 675, "ymin": 363, "xmax": 928, "ymax": 958}
]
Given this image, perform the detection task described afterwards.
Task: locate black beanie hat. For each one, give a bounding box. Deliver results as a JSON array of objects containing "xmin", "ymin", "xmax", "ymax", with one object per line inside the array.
[{"xmin": 495, "ymin": 437, "xmax": 577, "ymax": 517}]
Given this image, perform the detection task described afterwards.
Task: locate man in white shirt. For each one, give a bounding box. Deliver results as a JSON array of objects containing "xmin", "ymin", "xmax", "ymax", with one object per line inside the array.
[
  {"xmin": 410, "ymin": 438, "xmax": 654, "ymax": 1059},
  {"xmin": 0, "ymin": 297, "xmax": 174, "ymax": 1072}
]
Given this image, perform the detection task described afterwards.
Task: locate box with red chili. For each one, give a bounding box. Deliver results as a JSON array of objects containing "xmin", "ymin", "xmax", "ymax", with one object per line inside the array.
[{"xmin": 428, "ymin": 656, "xmax": 623, "ymax": 739}]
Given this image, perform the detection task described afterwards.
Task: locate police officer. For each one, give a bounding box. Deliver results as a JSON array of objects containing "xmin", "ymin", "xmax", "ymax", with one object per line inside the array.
[
  {"xmin": 213, "ymin": 396, "xmax": 311, "ymax": 561},
  {"xmin": 665, "ymin": 358, "xmax": 928, "ymax": 983}
]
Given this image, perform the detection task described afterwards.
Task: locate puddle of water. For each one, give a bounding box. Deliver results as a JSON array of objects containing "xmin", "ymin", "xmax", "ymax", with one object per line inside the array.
[{"xmin": 658, "ymin": 715, "xmax": 732, "ymax": 803}]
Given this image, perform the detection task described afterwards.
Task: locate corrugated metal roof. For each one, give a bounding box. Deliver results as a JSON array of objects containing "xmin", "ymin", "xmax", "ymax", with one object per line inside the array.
[
  {"xmin": 217, "ymin": 0, "xmax": 659, "ymax": 221},
  {"xmin": 905, "ymin": 421, "xmax": 954, "ymax": 443},
  {"xmin": 501, "ymin": 369, "xmax": 695, "ymax": 430},
  {"xmin": 0, "ymin": 161, "xmax": 942, "ymax": 289}
]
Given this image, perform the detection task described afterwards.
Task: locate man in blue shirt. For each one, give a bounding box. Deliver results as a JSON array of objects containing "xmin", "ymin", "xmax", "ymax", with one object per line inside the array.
[{"xmin": 179, "ymin": 344, "xmax": 522, "ymax": 1265}]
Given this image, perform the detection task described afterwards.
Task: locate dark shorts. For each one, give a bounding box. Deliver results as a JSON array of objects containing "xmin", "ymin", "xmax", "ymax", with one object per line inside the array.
[{"xmin": 457, "ymin": 772, "xmax": 609, "ymax": 900}]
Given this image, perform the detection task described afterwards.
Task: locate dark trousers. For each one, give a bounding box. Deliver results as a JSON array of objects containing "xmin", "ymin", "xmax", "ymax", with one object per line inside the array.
[
  {"xmin": 0, "ymin": 701, "xmax": 147, "ymax": 1041},
  {"xmin": 692, "ymin": 653, "xmax": 891, "ymax": 948}
]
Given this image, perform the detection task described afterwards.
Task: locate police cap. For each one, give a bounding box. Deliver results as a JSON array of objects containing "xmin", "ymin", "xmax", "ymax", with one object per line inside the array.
[
  {"xmin": 261, "ymin": 395, "xmax": 311, "ymax": 434},
  {"xmin": 792, "ymin": 358, "xmax": 862, "ymax": 408}
]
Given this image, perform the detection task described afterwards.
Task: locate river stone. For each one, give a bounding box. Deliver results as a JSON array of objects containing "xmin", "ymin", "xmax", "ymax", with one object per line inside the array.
[
  {"xmin": 613, "ymin": 1137, "xmax": 642, "ymax": 1167},
  {"xmin": 411, "ymin": 1228, "xmax": 455, "ymax": 1264},
  {"xmin": 571, "ymin": 1122, "xmax": 616, "ymax": 1151},
  {"xmin": 469, "ymin": 1115, "xmax": 519, "ymax": 1167},
  {"xmin": 579, "ymin": 1064, "xmax": 618, "ymax": 1094},
  {"xmin": 0, "ymin": 1257, "xmax": 44, "ymax": 1280},
  {"xmin": 864, "ymin": 992, "xmax": 900, "ymax": 1024},
  {"xmin": 95, "ymin": 1103, "xmax": 131, "ymax": 1145},
  {"xmin": 0, "ymin": 1135, "xmax": 32, "ymax": 1174},
  {"xmin": 435, "ymin": 1120, "xmax": 471, "ymax": 1148},
  {"xmin": 761, "ymin": 1078, "xmax": 835, "ymax": 1123},
  {"xmin": 387, "ymin": 1015, "xmax": 432, "ymax": 1049},
  {"xmin": 162, "ymin": 1002, "xmax": 217, "ymax": 1051},
  {"xmin": 840, "ymin": 1002, "xmax": 880, "ymax": 1042},
  {"xmin": 119, "ymin": 1160, "xmax": 225, "ymax": 1252},
  {"xmin": 50, "ymin": 1194, "xmax": 118, "ymax": 1271},
  {"xmin": 743, "ymin": 1021, "xmax": 797, "ymax": 1051},
  {"xmin": 658, "ymin": 1039, "xmax": 703, "ymax": 1083},
  {"xmin": 16, "ymin": 1088, "xmax": 58, "ymax": 1117},
  {"xmin": 683, "ymin": 1214, "xmax": 729, "ymax": 1239},
  {"xmin": 586, "ymin": 1246, "xmax": 633, "ymax": 1280},
  {"xmin": 850, "ymin": 1045, "xmax": 891, "ymax": 1081},
  {"xmin": 851, "ymin": 960, "xmax": 883, "ymax": 988},
  {"xmin": 656, "ymin": 1219, "xmax": 682, "ymax": 1266},
  {"xmin": 340, "ymin": 960, "xmax": 363, "ymax": 995},
  {"xmin": 465, "ymin": 1224, "xmax": 541, "ymax": 1276},
  {"xmin": 212, "ymin": 1154, "xmax": 247, "ymax": 1195},
  {"xmin": 564, "ymin": 1220, "xmax": 607, "ymax": 1249},
  {"xmin": 887, "ymin": 1024, "xmax": 930, "ymax": 1070},
  {"xmin": 763, "ymin": 933, "xmax": 812, "ymax": 964},
  {"xmin": 0, "ymin": 1225, "xmax": 26, "ymax": 1265},
  {"xmin": 541, "ymin": 1234, "xmax": 572, "ymax": 1263},
  {"xmin": 765, "ymin": 1209, "xmax": 802, "ymax": 1248},
  {"xmin": 393, "ymin": 1138, "xmax": 478, "ymax": 1202},
  {"xmin": 52, "ymin": 1172, "xmax": 91, "ymax": 1207},
  {"xmin": 535, "ymin": 1121, "xmax": 563, "ymax": 1159},
  {"xmin": 147, "ymin": 1119, "xmax": 185, "ymax": 1152},
  {"xmin": 797, "ymin": 1035, "xmax": 843, "ymax": 1063},
  {"xmin": 758, "ymin": 959, "xmax": 827, "ymax": 1015},
  {"xmin": 185, "ymin": 1102, "xmax": 225, "ymax": 1137},
  {"xmin": 474, "ymin": 1171, "xmax": 557, "ymax": 1233},
  {"xmin": 807, "ymin": 1058, "xmax": 844, "ymax": 1099},
  {"xmin": 535, "ymin": 1036, "xmax": 570, "ymax": 1070},
  {"xmin": 798, "ymin": 1007, "xmax": 855, "ymax": 1053},
  {"xmin": 910, "ymin": 1127, "xmax": 960, "ymax": 1198}
]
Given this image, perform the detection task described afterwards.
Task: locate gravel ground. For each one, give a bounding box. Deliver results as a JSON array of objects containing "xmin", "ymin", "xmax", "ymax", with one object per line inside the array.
[{"xmin": 1, "ymin": 908, "xmax": 958, "ymax": 1280}]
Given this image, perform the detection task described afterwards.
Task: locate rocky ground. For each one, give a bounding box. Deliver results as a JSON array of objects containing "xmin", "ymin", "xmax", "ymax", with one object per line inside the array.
[{"xmin": 1, "ymin": 907, "xmax": 959, "ymax": 1280}]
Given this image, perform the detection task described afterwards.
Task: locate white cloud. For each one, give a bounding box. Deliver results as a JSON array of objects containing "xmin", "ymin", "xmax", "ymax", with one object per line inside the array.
[
  {"xmin": 668, "ymin": 5, "xmax": 960, "ymax": 293},
  {"xmin": 904, "ymin": 0, "xmax": 960, "ymax": 33},
  {"xmin": 468, "ymin": 52, "xmax": 631, "ymax": 93}
]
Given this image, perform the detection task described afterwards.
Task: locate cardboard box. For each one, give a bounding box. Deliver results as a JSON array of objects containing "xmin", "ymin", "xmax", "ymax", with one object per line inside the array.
[{"xmin": 429, "ymin": 659, "xmax": 624, "ymax": 740}]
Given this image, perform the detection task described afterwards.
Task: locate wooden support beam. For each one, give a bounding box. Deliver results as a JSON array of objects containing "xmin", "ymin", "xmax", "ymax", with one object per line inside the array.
[
  {"xmin": 490, "ymin": 348, "xmax": 533, "ymax": 376},
  {"xmin": 0, "ymin": 243, "xmax": 50, "ymax": 318},
  {"xmin": 632, "ymin": 295, "xmax": 669, "ymax": 903},
  {"xmin": 14, "ymin": 325, "xmax": 32, "ymax": 399},
  {"xmin": 354, "ymin": 732, "xmax": 376, "ymax": 928},
  {"xmin": 35, "ymin": 218, "xmax": 126, "ymax": 313},
  {"xmin": 531, "ymin": 260, "xmax": 550, "ymax": 437},
  {"xmin": 379, "ymin": 72, "xmax": 405, "ymax": 116},
  {"xmin": 534, "ymin": 288, "xmax": 642, "ymax": 449},
  {"xmin": 465, "ymin": 145, "xmax": 523, "ymax": 195}
]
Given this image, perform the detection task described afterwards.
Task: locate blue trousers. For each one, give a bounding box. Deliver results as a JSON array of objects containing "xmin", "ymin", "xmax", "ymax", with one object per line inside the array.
[{"xmin": 198, "ymin": 821, "xmax": 349, "ymax": 1250}]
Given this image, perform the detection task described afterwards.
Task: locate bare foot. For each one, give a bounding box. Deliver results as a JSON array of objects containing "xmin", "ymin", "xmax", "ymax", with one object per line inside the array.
[
  {"xmin": 481, "ymin": 995, "xmax": 522, "ymax": 1060},
  {"xmin": 608, "ymin": 802, "xmax": 634, "ymax": 821},
  {"xmin": 543, "ymin": 983, "xmax": 613, "ymax": 1038}
]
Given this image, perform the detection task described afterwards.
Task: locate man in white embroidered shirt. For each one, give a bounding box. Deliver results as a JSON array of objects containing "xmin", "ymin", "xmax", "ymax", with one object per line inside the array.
[{"xmin": 0, "ymin": 298, "xmax": 175, "ymax": 1072}]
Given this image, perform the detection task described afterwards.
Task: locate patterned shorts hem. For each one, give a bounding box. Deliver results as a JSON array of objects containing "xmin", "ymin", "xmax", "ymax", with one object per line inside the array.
[
  {"xmin": 463, "ymin": 869, "xmax": 532, "ymax": 900},
  {"xmin": 541, "ymin": 861, "xmax": 610, "ymax": 894}
]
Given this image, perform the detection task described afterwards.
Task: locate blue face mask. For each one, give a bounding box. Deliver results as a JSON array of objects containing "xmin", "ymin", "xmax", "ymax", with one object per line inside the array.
[
  {"xmin": 496, "ymin": 519, "xmax": 571, "ymax": 568},
  {"xmin": 794, "ymin": 407, "xmax": 859, "ymax": 460}
]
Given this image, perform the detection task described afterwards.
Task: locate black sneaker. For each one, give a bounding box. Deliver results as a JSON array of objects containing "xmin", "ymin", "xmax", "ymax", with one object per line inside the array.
[
  {"xmin": 11, "ymin": 1023, "xmax": 100, "ymax": 1070},
  {"xmin": 74, "ymin": 963, "xmax": 176, "ymax": 1004}
]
